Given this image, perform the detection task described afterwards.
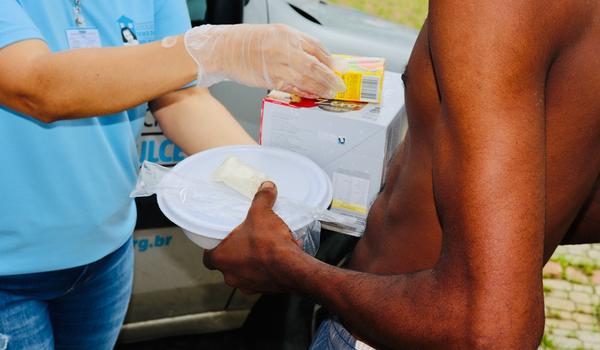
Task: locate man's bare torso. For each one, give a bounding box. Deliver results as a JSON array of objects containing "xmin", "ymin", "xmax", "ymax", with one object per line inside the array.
[{"xmin": 350, "ymin": 2, "xmax": 600, "ymax": 275}]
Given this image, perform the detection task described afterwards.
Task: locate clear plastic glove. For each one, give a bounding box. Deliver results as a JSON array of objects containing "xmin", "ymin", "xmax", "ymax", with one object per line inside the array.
[{"xmin": 184, "ymin": 24, "xmax": 346, "ymax": 99}]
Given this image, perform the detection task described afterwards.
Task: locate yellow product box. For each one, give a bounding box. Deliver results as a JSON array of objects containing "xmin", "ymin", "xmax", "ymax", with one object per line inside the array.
[{"xmin": 333, "ymin": 54, "xmax": 386, "ymax": 104}]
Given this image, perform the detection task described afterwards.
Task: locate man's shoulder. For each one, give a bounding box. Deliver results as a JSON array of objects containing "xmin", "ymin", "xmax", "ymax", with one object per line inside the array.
[{"xmin": 429, "ymin": 1, "xmax": 598, "ymax": 46}]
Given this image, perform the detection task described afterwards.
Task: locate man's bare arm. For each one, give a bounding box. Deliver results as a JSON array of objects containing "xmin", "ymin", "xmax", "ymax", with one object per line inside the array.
[
  {"xmin": 295, "ymin": 1, "xmax": 550, "ymax": 347},
  {"xmin": 0, "ymin": 38, "xmax": 196, "ymax": 122},
  {"xmin": 423, "ymin": 0, "xmax": 556, "ymax": 346},
  {"xmin": 205, "ymin": 1, "xmax": 555, "ymax": 348},
  {"xmin": 150, "ymin": 86, "xmax": 256, "ymax": 155}
]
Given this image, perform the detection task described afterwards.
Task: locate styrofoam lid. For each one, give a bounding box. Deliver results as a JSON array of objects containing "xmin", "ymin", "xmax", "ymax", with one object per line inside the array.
[{"xmin": 157, "ymin": 145, "xmax": 332, "ymax": 240}]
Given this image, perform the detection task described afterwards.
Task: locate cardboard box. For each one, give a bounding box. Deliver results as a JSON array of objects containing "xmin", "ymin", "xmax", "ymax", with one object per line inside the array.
[{"xmin": 260, "ymin": 71, "xmax": 406, "ymax": 235}]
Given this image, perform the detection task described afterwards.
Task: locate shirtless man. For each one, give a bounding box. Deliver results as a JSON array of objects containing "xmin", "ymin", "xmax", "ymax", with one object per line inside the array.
[{"xmin": 204, "ymin": 1, "xmax": 600, "ymax": 348}]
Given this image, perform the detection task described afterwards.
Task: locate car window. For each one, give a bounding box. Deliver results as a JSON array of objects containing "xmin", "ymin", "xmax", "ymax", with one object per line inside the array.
[
  {"xmin": 187, "ymin": 0, "xmax": 207, "ymax": 24},
  {"xmin": 186, "ymin": 0, "xmax": 247, "ymax": 26}
]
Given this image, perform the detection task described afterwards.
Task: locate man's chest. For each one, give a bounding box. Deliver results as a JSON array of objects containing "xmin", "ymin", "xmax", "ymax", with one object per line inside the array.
[{"xmin": 402, "ymin": 23, "xmax": 441, "ymax": 137}]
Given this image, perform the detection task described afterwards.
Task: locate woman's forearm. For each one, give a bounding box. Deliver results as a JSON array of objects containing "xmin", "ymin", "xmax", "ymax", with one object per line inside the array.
[
  {"xmin": 2, "ymin": 37, "xmax": 196, "ymax": 122},
  {"xmin": 150, "ymin": 87, "xmax": 256, "ymax": 155}
]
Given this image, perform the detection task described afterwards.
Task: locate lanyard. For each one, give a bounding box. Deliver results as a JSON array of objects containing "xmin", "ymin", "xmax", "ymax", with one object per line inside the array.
[{"xmin": 73, "ymin": 0, "xmax": 86, "ymax": 27}]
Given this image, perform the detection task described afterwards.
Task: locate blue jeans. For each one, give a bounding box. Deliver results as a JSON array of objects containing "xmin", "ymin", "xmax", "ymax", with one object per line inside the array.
[
  {"xmin": 310, "ymin": 319, "xmax": 376, "ymax": 350},
  {"xmin": 0, "ymin": 238, "xmax": 133, "ymax": 350}
]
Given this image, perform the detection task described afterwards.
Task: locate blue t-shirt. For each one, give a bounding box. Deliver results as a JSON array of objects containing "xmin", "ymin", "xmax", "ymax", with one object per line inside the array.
[{"xmin": 0, "ymin": 0, "xmax": 192, "ymax": 275}]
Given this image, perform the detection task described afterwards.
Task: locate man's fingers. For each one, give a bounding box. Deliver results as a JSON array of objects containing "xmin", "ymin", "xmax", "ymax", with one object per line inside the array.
[{"xmin": 250, "ymin": 181, "xmax": 278, "ymax": 212}]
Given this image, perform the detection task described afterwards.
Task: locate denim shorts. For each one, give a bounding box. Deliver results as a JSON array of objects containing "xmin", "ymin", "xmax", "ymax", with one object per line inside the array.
[
  {"xmin": 310, "ymin": 318, "xmax": 376, "ymax": 350},
  {"xmin": 0, "ymin": 237, "xmax": 133, "ymax": 350}
]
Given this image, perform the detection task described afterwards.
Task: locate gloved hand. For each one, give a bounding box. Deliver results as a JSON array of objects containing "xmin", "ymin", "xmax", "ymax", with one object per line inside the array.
[{"xmin": 184, "ymin": 24, "xmax": 346, "ymax": 99}]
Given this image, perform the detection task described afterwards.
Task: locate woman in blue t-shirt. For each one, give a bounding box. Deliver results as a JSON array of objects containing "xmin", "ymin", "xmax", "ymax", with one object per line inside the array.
[{"xmin": 0, "ymin": 1, "xmax": 343, "ymax": 349}]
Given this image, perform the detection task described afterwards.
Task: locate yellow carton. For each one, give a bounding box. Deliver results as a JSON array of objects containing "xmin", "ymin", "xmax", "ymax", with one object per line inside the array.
[{"xmin": 333, "ymin": 54, "xmax": 386, "ymax": 104}]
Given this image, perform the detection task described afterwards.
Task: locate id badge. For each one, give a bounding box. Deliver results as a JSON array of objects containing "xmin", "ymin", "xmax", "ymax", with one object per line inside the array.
[{"xmin": 65, "ymin": 27, "xmax": 102, "ymax": 49}]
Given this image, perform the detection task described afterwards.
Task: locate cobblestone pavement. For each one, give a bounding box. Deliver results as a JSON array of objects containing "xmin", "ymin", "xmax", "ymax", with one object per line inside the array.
[{"xmin": 540, "ymin": 244, "xmax": 600, "ymax": 350}]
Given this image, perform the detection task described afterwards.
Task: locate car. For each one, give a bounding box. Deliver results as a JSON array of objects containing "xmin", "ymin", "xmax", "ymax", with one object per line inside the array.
[{"xmin": 118, "ymin": 0, "xmax": 418, "ymax": 345}]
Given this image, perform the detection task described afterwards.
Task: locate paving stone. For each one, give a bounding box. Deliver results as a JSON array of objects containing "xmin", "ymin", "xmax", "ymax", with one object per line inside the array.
[
  {"xmin": 547, "ymin": 290, "xmax": 569, "ymax": 299},
  {"xmin": 572, "ymin": 312, "xmax": 597, "ymax": 325},
  {"xmin": 560, "ymin": 310, "xmax": 575, "ymax": 321},
  {"xmin": 564, "ymin": 244, "xmax": 592, "ymax": 256},
  {"xmin": 544, "ymin": 279, "xmax": 574, "ymax": 292},
  {"xmin": 551, "ymin": 335, "xmax": 582, "ymax": 349},
  {"xmin": 588, "ymin": 249, "xmax": 600, "ymax": 262},
  {"xmin": 547, "ymin": 328, "xmax": 573, "ymax": 337},
  {"xmin": 546, "ymin": 308, "xmax": 574, "ymax": 321},
  {"xmin": 591, "ymin": 270, "xmax": 600, "ymax": 285},
  {"xmin": 546, "ymin": 318, "xmax": 579, "ymax": 330},
  {"xmin": 585, "ymin": 341, "xmax": 600, "ymax": 350},
  {"xmin": 570, "ymin": 291, "xmax": 593, "ymax": 305},
  {"xmin": 566, "ymin": 267, "xmax": 590, "ymax": 284},
  {"xmin": 572, "ymin": 284, "xmax": 595, "ymax": 294},
  {"xmin": 546, "ymin": 296, "xmax": 576, "ymax": 312},
  {"xmin": 578, "ymin": 322, "xmax": 599, "ymax": 331},
  {"xmin": 577, "ymin": 330, "xmax": 600, "ymax": 343},
  {"xmin": 574, "ymin": 304, "xmax": 594, "ymax": 314},
  {"xmin": 544, "ymin": 261, "xmax": 563, "ymax": 279}
]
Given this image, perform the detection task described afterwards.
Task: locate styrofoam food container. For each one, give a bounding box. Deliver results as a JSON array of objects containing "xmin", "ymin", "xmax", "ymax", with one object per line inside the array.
[{"xmin": 157, "ymin": 145, "xmax": 332, "ymax": 249}]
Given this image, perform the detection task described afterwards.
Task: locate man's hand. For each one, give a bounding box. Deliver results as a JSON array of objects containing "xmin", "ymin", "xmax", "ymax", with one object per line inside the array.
[{"xmin": 203, "ymin": 181, "xmax": 304, "ymax": 293}]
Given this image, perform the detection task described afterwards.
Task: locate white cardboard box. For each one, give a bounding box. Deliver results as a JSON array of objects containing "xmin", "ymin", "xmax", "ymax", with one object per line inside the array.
[{"xmin": 260, "ymin": 71, "xmax": 407, "ymax": 235}]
